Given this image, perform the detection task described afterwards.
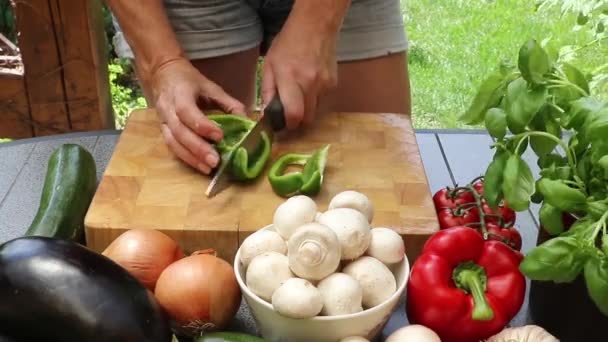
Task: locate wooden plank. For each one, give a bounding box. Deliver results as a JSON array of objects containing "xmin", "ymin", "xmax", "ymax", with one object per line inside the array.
[
  {"xmin": 14, "ymin": 0, "xmax": 70, "ymax": 136},
  {"xmin": 50, "ymin": 0, "xmax": 114, "ymax": 132},
  {"xmin": 415, "ymin": 133, "xmax": 454, "ymax": 192},
  {"xmin": 0, "ymin": 75, "xmax": 33, "ymax": 138},
  {"xmin": 85, "ymin": 110, "xmax": 440, "ymax": 263}
]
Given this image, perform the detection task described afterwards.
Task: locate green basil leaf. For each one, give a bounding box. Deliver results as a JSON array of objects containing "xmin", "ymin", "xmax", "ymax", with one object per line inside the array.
[
  {"xmin": 529, "ymin": 111, "xmax": 561, "ymax": 157},
  {"xmin": 563, "ymin": 218, "xmax": 596, "ymax": 240},
  {"xmin": 577, "ymin": 153, "xmax": 592, "ymax": 184},
  {"xmin": 540, "ymin": 165, "xmax": 572, "ymax": 181},
  {"xmin": 537, "ymin": 178, "xmax": 588, "ymax": 212},
  {"xmin": 591, "ymin": 142, "xmax": 608, "ymax": 164},
  {"xmin": 460, "ymin": 71, "xmax": 511, "ymax": 125},
  {"xmin": 484, "ymin": 108, "xmax": 507, "ymax": 139},
  {"xmin": 506, "ymin": 78, "xmax": 547, "ymax": 133},
  {"xmin": 561, "ymin": 97, "xmax": 604, "ymax": 129},
  {"xmin": 483, "ymin": 151, "xmax": 509, "ymax": 209},
  {"xmin": 598, "ymin": 155, "xmax": 608, "ymax": 179},
  {"xmin": 502, "ymin": 153, "xmax": 535, "ymax": 211},
  {"xmin": 602, "ymin": 235, "xmax": 608, "ymax": 255},
  {"xmin": 551, "ymin": 63, "xmax": 591, "ymax": 103},
  {"xmin": 539, "ymin": 202, "xmax": 564, "ymax": 236},
  {"xmin": 584, "ymin": 255, "xmax": 608, "ymax": 316},
  {"xmin": 587, "ymin": 201, "xmax": 608, "ymax": 221},
  {"xmin": 506, "ymin": 135, "xmax": 529, "ymax": 156},
  {"xmin": 563, "ymin": 63, "xmax": 590, "ymax": 96},
  {"xmin": 588, "ymin": 177, "xmax": 608, "ymax": 200},
  {"xmin": 568, "ymin": 132, "xmax": 590, "ymax": 159},
  {"xmin": 520, "ymin": 236, "xmax": 589, "ymax": 283},
  {"xmin": 538, "ymin": 153, "xmax": 567, "ymax": 169},
  {"xmin": 586, "ymin": 110, "xmax": 608, "ymax": 142},
  {"xmin": 518, "ymin": 39, "xmax": 551, "ymax": 85}
]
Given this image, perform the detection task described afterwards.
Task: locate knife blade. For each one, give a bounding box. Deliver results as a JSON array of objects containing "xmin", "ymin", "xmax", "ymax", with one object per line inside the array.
[{"xmin": 205, "ymin": 94, "xmax": 286, "ymax": 197}]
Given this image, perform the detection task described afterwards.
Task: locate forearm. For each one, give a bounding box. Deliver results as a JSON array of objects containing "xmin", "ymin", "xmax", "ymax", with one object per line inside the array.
[
  {"xmin": 105, "ymin": 0, "xmax": 184, "ymax": 77},
  {"xmin": 291, "ymin": 0, "xmax": 351, "ymax": 36}
]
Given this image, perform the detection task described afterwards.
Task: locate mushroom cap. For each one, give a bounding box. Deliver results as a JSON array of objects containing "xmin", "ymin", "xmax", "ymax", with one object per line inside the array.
[
  {"xmin": 366, "ymin": 227, "xmax": 405, "ymax": 265},
  {"xmin": 317, "ymin": 208, "xmax": 371, "ymax": 260},
  {"xmin": 328, "ymin": 190, "xmax": 374, "ymax": 223},
  {"xmin": 273, "ymin": 195, "xmax": 317, "ymax": 239},
  {"xmin": 339, "ymin": 337, "xmax": 370, "ymax": 342},
  {"xmin": 240, "ymin": 230, "xmax": 287, "ymax": 268},
  {"xmin": 343, "ymin": 256, "xmax": 396, "ymax": 308},
  {"xmin": 385, "ymin": 325, "xmax": 441, "ymax": 342},
  {"xmin": 246, "ymin": 252, "xmax": 294, "ymax": 302},
  {"xmin": 317, "ymin": 272, "xmax": 363, "ymax": 316},
  {"xmin": 287, "ymin": 223, "xmax": 341, "ymax": 281},
  {"xmin": 271, "ymin": 278, "xmax": 323, "ymax": 319}
]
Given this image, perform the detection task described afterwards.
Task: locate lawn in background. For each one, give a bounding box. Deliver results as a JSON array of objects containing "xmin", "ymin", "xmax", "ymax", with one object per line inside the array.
[{"xmin": 403, "ymin": 0, "xmax": 607, "ymax": 129}]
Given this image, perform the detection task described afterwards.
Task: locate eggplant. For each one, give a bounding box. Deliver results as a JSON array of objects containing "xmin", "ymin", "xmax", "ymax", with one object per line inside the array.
[{"xmin": 0, "ymin": 236, "xmax": 172, "ymax": 342}]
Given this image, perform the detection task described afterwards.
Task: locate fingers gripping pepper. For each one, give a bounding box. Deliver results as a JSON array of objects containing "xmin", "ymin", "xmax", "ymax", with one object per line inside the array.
[
  {"xmin": 268, "ymin": 145, "xmax": 330, "ymax": 197},
  {"xmin": 207, "ymin": 114, "xmax": 271, "ymax": 180},
  {"xmin": 406, "ymin": 226, "xmax": 526, "ymax": 342}
]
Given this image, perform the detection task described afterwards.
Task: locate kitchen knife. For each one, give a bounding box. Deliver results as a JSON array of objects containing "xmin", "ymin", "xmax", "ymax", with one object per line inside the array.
[{"xmin": 205, "ymin": 94, "xmax": 286, "ymax": 197}]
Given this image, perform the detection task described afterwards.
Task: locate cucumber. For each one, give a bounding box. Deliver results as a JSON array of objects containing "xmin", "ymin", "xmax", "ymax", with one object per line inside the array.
[
  {"xmin": 194, "ymin": 332, "xmax": 269, "ymax": 342},
  {"xmin": 25, "ymin": 144, "xmax": 97, "ymax": 243}
]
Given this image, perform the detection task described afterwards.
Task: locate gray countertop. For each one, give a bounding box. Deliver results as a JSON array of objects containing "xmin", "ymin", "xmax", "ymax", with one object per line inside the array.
[{"xmin": 0, "ymin": 129, "xmax": 536, "ymax": 340}]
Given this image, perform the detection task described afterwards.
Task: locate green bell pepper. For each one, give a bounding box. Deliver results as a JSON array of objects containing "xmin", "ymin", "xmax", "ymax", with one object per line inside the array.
[
  {"xmin": 207, "ymin": 114, "xmax": 271, "ymax": 181},
  {"xmin": 267, "ymin": 144, "xmax": 330, "ymax": 197}
]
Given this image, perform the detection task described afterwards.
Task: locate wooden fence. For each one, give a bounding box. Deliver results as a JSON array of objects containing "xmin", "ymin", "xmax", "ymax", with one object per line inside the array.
[{"xmin": 0, "ymin": 0, "xmax": 113, "ymax": 139}]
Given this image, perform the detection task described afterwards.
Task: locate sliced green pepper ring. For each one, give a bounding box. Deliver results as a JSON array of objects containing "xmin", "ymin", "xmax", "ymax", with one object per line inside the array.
[
  {"xmin": 207, "ymin": 114, "xmax": 272, "ymax": 181},
  {"xmin": 268, "ymin": 144, "xmax": 330, "ymax": 197}
]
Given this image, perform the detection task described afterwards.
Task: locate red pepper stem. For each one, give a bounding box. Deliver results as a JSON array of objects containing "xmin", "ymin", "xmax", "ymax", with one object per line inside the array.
[{"xmin": 453, "ymin": 262, "xmax": 494, "ymax": 321}]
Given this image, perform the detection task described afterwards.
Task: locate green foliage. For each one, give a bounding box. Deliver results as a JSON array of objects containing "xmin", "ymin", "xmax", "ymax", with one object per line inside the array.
[
  {"xmin": 462, "ymin": 38, "xmax": 608, "ymax": 316},
  {"xmin": 403, "ymin": 0, "xmax": 607, "ymax": 128},
  {"xmin": 0, "ymin": 0, "xmax": 15, "ymax": 42},
  {"xmin": 0, "ymin": 138, "xmax": 11, "ymax": 143},
  {"xmin": 108, "ymin": 58, "xmax": 147, "ymax": 128}
]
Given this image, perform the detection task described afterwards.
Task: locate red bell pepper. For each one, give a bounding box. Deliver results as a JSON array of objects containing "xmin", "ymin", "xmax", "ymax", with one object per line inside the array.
[{"xmin": 406, "ymin": 226, "xmax": 526, "ymax": 342}]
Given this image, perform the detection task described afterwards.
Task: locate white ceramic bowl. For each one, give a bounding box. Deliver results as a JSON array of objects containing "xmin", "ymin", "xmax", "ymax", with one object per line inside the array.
[{"xmin": 234, "ymin": 225, "xmax": 410, "ymax": 342}]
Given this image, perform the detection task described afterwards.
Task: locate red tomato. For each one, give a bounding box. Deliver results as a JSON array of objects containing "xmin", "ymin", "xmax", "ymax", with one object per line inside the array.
[
  {"xmin": 437, "ymin": 207, "xmax": 480, "ymax": 229},
  {"xmin": 472, "ymin": 179, "xmax": 484, "ymax": 196},
  {"xmin": 432, "ymin": 188, "xmax": 475, "ymax": 211},
  {"xmin": 486, "ymin": 222, "xmax": 522, "ymax": 251},
  {"xmin": 482, "ymin": 202, "xmax": 516, "ymax": 225}
]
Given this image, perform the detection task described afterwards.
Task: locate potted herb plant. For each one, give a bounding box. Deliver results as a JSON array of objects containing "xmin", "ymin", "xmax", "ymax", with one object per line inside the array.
[{"xmin": 460, "ymin": 38, "xmax": 608, "ymax": 341}]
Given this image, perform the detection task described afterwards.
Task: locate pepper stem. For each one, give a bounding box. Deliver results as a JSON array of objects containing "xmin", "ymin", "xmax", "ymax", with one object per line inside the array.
[{"xmin": 453, "ymin": 261, "xmax": 494, "ymax": 321}]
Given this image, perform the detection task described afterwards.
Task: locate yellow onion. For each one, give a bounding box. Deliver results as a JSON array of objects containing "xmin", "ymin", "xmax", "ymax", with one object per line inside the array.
[{"xmin": 102, "ymin": 229, "xmax": 184, "ymax": 290}]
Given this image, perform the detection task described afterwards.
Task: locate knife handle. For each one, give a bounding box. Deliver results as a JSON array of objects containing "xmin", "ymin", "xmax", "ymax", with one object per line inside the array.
[{"xmin": 265, "ymin": 93, "xmax": 286, "ymax": 132}]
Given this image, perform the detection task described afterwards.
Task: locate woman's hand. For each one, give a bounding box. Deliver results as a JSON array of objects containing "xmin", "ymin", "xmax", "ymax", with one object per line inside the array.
[
  {"xmin": 150, "ymin": 58, "xmax": 247, "ymax": 174},
  {"xmin": 261, "ymin": 1, "xmax": 346, "ymax": 129}
]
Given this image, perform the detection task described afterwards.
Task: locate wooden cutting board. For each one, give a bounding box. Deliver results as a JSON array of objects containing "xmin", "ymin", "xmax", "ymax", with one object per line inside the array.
[{"xmin": 84, "ymin": 109, "xmax": 439, "ymax": 263}]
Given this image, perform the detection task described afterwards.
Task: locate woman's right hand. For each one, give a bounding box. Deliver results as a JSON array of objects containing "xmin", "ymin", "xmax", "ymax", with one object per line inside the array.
[{"xmin": 150, "ymin": 58, "xmax": 247, "ymax": 174}]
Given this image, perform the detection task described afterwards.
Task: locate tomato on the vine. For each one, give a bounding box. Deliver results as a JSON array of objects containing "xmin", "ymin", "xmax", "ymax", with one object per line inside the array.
[
  {"xmin": 437, "ymin": 207, "xmax": 480, "ymax": 229},
  {"xmin": 486, "ymin": 222, "xmax": 522, "ymax": 251},
  {"xmin": 432, "ymin": 188, "xmax": 475, "ymax": 211},
  {"xmin": 481, "ymin": 202, "xmax": 516, "ymax": 225},
  {"xmin": 472, "ymin": 179, "xmax": 484, "ymax": 196}
]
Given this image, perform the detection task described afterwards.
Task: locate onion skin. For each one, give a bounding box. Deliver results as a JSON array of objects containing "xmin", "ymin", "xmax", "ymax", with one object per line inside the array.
[
  {"xmin": 102, "ymin": 229, "xmax": 184, "ymax": 291},
  {"xmin": 154, "ymin": 251, "xmax": 242, "ymax": 337}
]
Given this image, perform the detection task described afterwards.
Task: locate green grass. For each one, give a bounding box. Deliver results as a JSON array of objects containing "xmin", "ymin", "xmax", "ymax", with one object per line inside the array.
[{"xmin": 403, "ymin": 0, "xmax": 607, "ymax": 129}]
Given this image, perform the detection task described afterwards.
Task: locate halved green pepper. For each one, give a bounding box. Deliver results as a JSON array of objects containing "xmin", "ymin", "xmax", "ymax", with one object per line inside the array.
[
  {"xmin": 207, "ymin": 114, "xmax": 271, "ymax": 181},
  {"xmin": 268, "ymin": 144, "xmax": 330, "ymax": 197}
]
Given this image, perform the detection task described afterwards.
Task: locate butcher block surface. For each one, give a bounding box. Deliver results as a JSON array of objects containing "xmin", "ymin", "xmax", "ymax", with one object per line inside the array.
[{"xmin": 84, "ymin": 109, "xmax": 439, "ymax": 262}]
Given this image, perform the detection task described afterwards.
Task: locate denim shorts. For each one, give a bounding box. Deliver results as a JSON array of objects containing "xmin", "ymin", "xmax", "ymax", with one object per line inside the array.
[{"xmin": 113, "ymin": 0, "xmax": 408, "ymax": 62}]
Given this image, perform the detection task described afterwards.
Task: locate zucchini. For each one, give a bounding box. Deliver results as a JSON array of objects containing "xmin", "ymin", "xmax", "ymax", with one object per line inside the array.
[
  {"xmin": 25, "ymin": 144, "xmax": 97, "ymax": 243},
  {"xmin": 195, "ymin": 332, "xmax": 269, "ymax": 342},
  {"xmin": 0, "ymin": 236, "xmax": 172, "ymax": 342}
]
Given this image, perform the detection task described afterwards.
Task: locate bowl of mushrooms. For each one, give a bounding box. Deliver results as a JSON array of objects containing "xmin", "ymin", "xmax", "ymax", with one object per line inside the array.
[{"xmin": 234, "ymin": 191, "xmax": 411, "ymax": 342}]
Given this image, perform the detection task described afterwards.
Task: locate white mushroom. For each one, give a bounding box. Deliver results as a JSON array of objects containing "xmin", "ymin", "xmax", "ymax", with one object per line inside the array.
[
  {"xmin": 328, "ymin": 190, "xmax": 374, "ymax": 223},
  {"xmin": 486, "ymin": 325, "xmax": 558, "ymax": 342},
  {"xmin": 366, "ymin": 227, "xmax": 405, "ymax": 265},
  {"xmin": 287, "ymin": 223, "xmax": 341, "ymax": 281},
  {"xmin": 271, "ymin": 278, "xmax": 323, "ymax": 319},
  {"xmin": 315, "ymin": 211, "xmax": 323, "ymax": 222},
  {"xmin": 273, "ymin": 195, "xmax": 317, "ymax": 239},
  {"xmin": 339, "ymin": 337, "xmax": 370, "ymax": 342},
  {"xmin": 343, "ymin": 256, "xmax": 396, "ymax": 308},
  {"xmin": 316, "ymin": 272, "xmax": 363, "ymax": 316},
  {"xmin": 317, "ymin": 208, "xmax": 371, "ymax": 260},
  {"xmin": 240, "ymin": 230, "xmax": 287, "ymax": 268},
  {"xmin": 246, "ymin": 252, "xmax": 294, "ymax": 302},
  {"xmin": 385, "ymin": 325, "xmax": 441, "ymax": 342}
]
